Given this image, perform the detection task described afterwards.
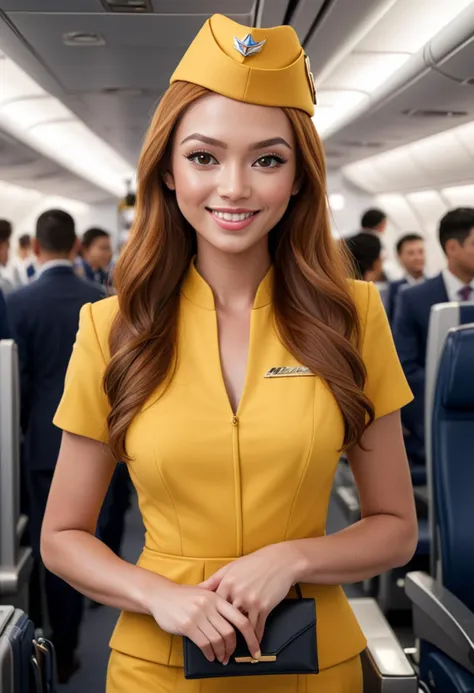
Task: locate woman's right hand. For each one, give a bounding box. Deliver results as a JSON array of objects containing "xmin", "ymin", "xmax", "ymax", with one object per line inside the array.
[{"xmin": 148, "ymin": 583, "xmax": 261, "ymax": 665}]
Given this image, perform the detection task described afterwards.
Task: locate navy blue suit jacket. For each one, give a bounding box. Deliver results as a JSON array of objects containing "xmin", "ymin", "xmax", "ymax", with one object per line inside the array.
[
  {"xmin": 386, "ymin": 278, "xmax": 408, "ymax": 323},
  {"xmin": 0, "ymin": 289, "xmax": 10, "ymax": 340},
  {"xmin": 6, "ymin": 266, "xmax": 104, "ymax": 471},
  {"xmin": 393, "ymin": 273, "xmax": 448, "ymax": 448}
]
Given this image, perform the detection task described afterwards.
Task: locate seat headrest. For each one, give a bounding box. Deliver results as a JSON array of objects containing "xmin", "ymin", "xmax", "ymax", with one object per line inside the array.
[
  {"xmin": 439, "ymin": 325, "xmax": 474, "ymax": 410},
  {"xmin": 459, "ymin": 304, "xmax": 474, "ymax": 324}
]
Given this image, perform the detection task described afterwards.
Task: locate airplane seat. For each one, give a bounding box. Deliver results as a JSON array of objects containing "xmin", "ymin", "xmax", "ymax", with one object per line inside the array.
[
  {"xmin": 406, "ymin": 324, "xmax": 474, "ymax": 692},
  {"xmin": 424, "ymin": 302, "xmax": 474, "ymax": 576},
  {"xmin": 409, "ymin": 464, "xmax": 426, "ymax": 486}
]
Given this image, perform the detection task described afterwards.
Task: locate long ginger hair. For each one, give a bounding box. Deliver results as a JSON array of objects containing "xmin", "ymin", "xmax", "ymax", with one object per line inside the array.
[{"xmin": 104, "ymin": 81, "xmax": 374, "ymax": 461}]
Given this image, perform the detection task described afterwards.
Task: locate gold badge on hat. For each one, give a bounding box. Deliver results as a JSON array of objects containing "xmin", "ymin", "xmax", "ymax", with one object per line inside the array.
[
  {"xmin": 234, "ymin": 33, "xmax": 266, "ymax": 58},
  {"xmin": 305, "ymin": 55, "xmax": 317, "ymax": 105},
  {"xmin": 265, "ymin": 366, "xmax": 314, "ymax": 378}
]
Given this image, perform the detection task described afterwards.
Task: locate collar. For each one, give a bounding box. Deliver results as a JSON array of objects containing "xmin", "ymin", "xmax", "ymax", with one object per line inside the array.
[
  {"xmin": 181, "ymin": 258, "xmax": 274, "ymax": 311},
  {"xmin": 405, "ymin": 274, "xmax": 425, "ymax": 286},
  {"xmin": 37, "ymin": 260, "xmax": 73, "ymax": 278},
  {"xmin": 442, "ymin": 267, "xmax": 474, "ymax": 301}
]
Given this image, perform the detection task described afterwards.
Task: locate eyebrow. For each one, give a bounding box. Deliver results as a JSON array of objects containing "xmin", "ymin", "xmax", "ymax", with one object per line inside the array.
[{"xmin": 180, "ymin": 133, "xmax": 292, "ymax": 150}]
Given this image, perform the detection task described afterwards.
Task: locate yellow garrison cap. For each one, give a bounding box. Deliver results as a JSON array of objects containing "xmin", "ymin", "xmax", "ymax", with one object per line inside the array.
[{"xmin": 170, "ymin": 14, "xmax": 316, "ymax": 116}]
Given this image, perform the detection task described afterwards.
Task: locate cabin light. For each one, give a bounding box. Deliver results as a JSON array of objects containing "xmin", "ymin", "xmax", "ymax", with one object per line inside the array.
[
  {"xmin": 0, "ymin": 53, "xmax": 134, "ymax": 198},
  {"xmin": 312, "ymin": 90, "xmax": 367, "ymax": 136},
  {"xmin": 329, "ymin": 194, "xmax": 345, "ymax": 211},
  {"xmin": 441, "ymin": 184, "xmax": 474, "ymax": 206}
]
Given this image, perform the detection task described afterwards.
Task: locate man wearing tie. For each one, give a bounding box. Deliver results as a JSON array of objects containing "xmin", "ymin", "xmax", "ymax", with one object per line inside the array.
[
  {"xmin": 6, "ymin": 209, "xmax": 104, "ymax": 683},
  {"xmin": 393, "ymin": 208, "xmax": 474, "ymax": 459},
  {"xmin": 386, "ymin": 233, "xmax": 426, "ymax": 322}
]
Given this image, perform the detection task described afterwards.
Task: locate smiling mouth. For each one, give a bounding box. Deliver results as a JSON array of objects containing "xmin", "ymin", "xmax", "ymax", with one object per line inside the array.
[{"xmin": 206, "ymin": 208, "xmax": 260, "ymax": 222}]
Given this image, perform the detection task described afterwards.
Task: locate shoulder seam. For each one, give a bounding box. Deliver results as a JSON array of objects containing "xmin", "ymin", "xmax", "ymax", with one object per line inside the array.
[{"xmin": 88, "ymin": 302, "xmax": 108, "ymax": 367}]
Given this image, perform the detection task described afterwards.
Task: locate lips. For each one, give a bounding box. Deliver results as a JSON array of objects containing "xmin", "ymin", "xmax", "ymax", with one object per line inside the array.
[{"xmin": 206, "ymin": 208, "xmax": 260, "ymax": 232}]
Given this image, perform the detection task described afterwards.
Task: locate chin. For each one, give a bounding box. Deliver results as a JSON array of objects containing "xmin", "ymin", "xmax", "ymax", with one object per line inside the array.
[{"xmin": 201, "ymin": 228, "xmax": 267, "ymax": 256}]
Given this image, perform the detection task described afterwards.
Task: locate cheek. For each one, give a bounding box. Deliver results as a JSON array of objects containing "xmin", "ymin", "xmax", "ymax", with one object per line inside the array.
[
  {"xmin": 258, "ymin": 170, "xmax": 296, "ymax": 208},
  {"xmin": 173, "ymin": 160, "xmax": 210, "ymax": 202}
]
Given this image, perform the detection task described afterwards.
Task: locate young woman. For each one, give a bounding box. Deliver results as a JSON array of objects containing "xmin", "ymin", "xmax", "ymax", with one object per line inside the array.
[{"xmin": 41, "ymin": 14, "xmax": 417, "ymax": 693}]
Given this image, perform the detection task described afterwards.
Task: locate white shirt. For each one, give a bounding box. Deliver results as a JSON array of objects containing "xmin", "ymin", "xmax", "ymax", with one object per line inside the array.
[
  {"xmin": 442, "ymin": 268, "xmax": 474, "ymax": 303},
  {"xmin": 36, "ymin": 259, "xmax": 73, "ymax": 279},
  {"xmin": 405, "ymin": 274, "xmax": 426, "ymax": 287}
]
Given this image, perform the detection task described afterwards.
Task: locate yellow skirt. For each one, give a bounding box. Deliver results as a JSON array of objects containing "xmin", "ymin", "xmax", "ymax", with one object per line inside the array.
[{"xmin": 106, "ymin": 650, "xmax": 363, "ymax": 693}]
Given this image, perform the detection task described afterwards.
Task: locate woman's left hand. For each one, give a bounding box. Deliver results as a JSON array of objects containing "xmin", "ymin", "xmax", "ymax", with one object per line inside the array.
[{"xmin": 198, "ymin": 543, "xmax": 301, "ymax": 643}]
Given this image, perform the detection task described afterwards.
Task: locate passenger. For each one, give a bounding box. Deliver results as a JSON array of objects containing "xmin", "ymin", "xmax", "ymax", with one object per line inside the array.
[
  {"xmin": 345, "ymin": 232, "xmax": 383, "ymax": 282},
  {"xmin": 386, "ymin": 233, "xmax": 426, "ymax": 322},
  {"xmin": 0, "ymin": 287, "xmax": 10, "ymax": 339},
  {"xmin": 42, "ymin": 14, "xmax": 417, "ymax": 693},
  {"xmin": 75, "ymin": 227, "xmax": 113, "ymax": 288},
  {"xmin": 6, "ymin": 209, "xmax": 104, "ymax": 683},
  {"xmin": 360, "ymin": 208, "xmax": 401, "ymax": 281},
  {"xmin": 0, "ymin": 219, "xmax": 18, "ymax": 294},
  {"xmin": 393, "ymin": 207, "xmax": 474, "ymax": 457},
  {"xmin": 11, "ymin": 233, "xmax": 37, "ymax": 285}
]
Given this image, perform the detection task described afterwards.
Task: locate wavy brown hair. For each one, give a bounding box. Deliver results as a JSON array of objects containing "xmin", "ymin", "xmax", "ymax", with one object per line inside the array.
[{"xmin": 104, "ymin": 81, "xmax": 374, "ymax": 461}]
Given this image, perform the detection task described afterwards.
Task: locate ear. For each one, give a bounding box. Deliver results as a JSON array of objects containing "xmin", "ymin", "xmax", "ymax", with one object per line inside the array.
[
  {"xmin": 32, "ymin": 238, "xmax": 41, "ymax": 258},
  {"xmin": 445, "ymin": 238, "xmax": 459, "ymax": 256},
  {"xmin": 71, "ymin": 238, "xmax": 81, "ymax": 259},
  {"xmin": 162, "ymin": 171, "xmax": 176, "ymax": 191}
]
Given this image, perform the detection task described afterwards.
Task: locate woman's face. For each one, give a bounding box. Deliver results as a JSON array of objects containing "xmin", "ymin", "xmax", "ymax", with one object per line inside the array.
[{"xmin": 166, "ymin": 94, "xmax": 299, "ymax": 256}]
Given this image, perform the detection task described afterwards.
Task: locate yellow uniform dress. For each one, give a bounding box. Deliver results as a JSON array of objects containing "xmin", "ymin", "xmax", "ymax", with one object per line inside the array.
[{"xmin": 54, "ymin": 261, "xmax": 413, "ymax": 692}]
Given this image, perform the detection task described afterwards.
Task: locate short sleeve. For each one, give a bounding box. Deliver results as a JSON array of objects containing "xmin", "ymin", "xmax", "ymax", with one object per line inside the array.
[
  {"xmin": 361, "ymin": 281, "xmax": 413, "ymax": 419},
  {"xmin": 53, "ymin": 303, "xmax": 111, "ymax": 443}
]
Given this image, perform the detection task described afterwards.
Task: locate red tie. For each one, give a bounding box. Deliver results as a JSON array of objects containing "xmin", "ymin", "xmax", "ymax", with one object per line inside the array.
[{"xmin": 458, "ymin": 285, "xmax": 473, "ymax": 301}]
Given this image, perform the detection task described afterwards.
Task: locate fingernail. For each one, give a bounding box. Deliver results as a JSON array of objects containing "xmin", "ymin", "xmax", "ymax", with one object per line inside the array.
[{"xmin": 255, "ymin": 649, "xmax": 261, "ymax": 659}]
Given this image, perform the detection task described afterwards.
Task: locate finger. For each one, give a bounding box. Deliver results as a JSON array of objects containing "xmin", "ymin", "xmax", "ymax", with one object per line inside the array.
[
  {"xmin": 208, "ymin": 612, "xmax": 237, "ymax": 665},
  {"xmin": 198, "ymin": 621, "xmax": 227, "ymax": 663},
  {"xmin": 199, "ymin": 568, "xmax": 226, "ymax": 591},
  {"xmin": 199, "ymin": 575, "xmax": 220, "ymax": 591},
  {"xmin": 246, "ymin": 607, "xmax": 259, "ymax": 633},
  {"xmin": 190, "ymin": 628, "xmax": 215, "ymax": 663},
  {"xmin": 255, "ymin": 613, "xmax": 267, "ymax": 644},
  {"xmin": 218, "ymin": 601, "xmax": 261, "ymax": 660}
]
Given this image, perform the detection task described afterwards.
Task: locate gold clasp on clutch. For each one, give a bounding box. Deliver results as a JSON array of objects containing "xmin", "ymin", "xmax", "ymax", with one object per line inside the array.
[{"xmin": 234, "ymin": 655, "xmax": 277, "ymax": 664}]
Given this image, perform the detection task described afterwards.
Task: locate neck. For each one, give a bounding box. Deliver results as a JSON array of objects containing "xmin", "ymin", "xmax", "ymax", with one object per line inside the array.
[
  {"xmin": 447, "ymin": 261, "xmax": 474, "ymax": 285},
  {"xmin": 195, "ymin": 239, "xmax": 271, "ymax": 312},
  {"xmin": 38, "ymin": 253, "xmax": 70, "ymax": 266},
  {"xmin": 408, "ymin": 270, "xmax": 424, "ymax": 280}
]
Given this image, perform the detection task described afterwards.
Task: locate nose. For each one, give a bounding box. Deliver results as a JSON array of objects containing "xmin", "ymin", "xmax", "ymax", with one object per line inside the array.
[{"xmin": 216, "ymin": 161, "xmax": 251, "ymax": 201}]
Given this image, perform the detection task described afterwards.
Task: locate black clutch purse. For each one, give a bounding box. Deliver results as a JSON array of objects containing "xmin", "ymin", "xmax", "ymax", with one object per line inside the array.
[{"xmin": 183, "ymin": 586, "xmax": 318, "ymax": 679}]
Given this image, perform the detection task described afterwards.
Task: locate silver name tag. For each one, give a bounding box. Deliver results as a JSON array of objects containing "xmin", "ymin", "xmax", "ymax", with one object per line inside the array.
[{"xmin": 264, "ymin": 366, "xmax": 313, "ymax": 378}]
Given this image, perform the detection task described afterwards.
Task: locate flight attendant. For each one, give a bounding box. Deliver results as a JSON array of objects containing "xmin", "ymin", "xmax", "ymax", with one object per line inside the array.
[{"xmin": 41, "ymin": 14, "xmax": 417, "ymax": 692}]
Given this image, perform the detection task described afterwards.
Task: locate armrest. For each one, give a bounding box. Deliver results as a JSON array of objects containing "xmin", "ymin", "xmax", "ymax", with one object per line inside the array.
[
  {"xmin": 405, "ymin": 571, "xmax": 474, "ymax": 675},
  {"xmin": 350, "ymin": 598, "xmax": 418, "ymax": 692},
  {"xmin": 334, "ymin": 486, "xmax": 361, "ymax": 524}
]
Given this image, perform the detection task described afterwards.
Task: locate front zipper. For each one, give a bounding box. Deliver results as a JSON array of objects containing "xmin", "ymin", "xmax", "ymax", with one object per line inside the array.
[{"xmin": 231, "ymin": 415, "xmax": 243, "ymax": 556}]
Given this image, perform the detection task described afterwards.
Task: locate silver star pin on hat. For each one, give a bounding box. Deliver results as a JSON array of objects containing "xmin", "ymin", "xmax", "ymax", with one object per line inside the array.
[{"xmin": 233, "ymin": 33, "xmax": 266, "ymax": 58}]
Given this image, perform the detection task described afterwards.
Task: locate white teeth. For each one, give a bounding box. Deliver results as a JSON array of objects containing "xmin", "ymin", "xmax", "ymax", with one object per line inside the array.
[{"xmin": 212, "ymin": 211, "xmax": 255, "ymax": 222}]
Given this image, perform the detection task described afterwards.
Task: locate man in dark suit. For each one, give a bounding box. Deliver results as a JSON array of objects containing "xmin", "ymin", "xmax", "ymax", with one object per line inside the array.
[
  {"xmin": 0, "ymin": 289, "xmax": 10, "ymax": 339},
  {"xmin": 386, "ymin": 233, "xmax": 426, "ymax": 322},
  {"xmin": 393, "ymin": 208, "xmax": 474, "ymax": 458},
  {"xmin": 6, "ymin": 209, "xmax": 104, "ymax": 683}
]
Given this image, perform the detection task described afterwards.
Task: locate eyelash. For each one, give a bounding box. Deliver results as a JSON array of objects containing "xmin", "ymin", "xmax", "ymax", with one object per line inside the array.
[{"xmin": 185, "ymin": 150, "xmax": 287, "ymax": 168}]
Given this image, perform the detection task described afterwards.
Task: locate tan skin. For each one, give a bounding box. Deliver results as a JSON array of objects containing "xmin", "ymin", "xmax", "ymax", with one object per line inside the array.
[{"xmin": 42, "ymin": 94, "xmax": 417, "ymax": 667}]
